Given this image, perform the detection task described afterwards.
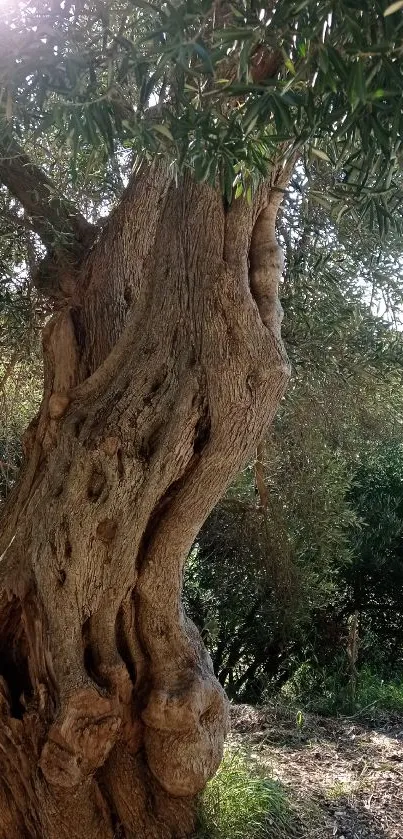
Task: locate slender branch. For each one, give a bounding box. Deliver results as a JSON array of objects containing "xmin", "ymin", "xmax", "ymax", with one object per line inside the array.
[
  {"xmin": 0, "ymin": 348, "xmax": 21, "ymax": 392},
  {"xmin": 255, "ymin": 441, "xmax": 269, "ymax": 510}
]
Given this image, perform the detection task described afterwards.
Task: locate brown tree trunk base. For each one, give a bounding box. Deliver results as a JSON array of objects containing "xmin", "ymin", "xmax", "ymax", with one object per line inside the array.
[{"xmin": 0, "ymin": 591, "xmax": 224, "ymax": 838}]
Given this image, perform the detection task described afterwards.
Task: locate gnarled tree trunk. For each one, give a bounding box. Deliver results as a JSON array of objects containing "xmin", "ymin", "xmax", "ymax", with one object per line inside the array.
[{"xmin": 0, "ymin": 163, "xmax": 290, "ymax": 838}]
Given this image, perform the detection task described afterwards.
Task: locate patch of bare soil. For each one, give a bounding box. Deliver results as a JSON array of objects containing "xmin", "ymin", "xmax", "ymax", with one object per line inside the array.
[{"xmin": 230, "ymin": 704, "xmax": 403, "ymax": 839}]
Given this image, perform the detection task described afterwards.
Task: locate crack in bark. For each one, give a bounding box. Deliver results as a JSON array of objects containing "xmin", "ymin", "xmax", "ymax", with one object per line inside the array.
[{"xmin": 0, "ymin": 598, "xmax": 32, "ymax": 719}]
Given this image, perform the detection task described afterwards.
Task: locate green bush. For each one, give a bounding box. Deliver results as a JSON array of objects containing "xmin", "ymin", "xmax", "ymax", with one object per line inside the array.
[
  {"xmin": 355, "ymin": 666, "xmax": 403, "ymax": 716},
  {"xmin": 279, "ymin": 660, "xmax": 403, "ymax": 718},
  {"xmin": 279, "ymin": 659, "xmax": 349, "ymax": 716},
  {"xmin": 184, "ymin": 439, "xmax": 403, "ymax": 707},
  {"xmin": 196, "ymin": 750, "xmax": 295, "ymax": 839}
]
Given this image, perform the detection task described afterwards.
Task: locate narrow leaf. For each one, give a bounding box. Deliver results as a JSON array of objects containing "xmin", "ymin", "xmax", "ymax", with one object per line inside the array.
[
  {"xmin": 153, "ymin": 123, "xmax": 174, "ymax": 141},
  {"xmin": 384, "ymin": 0, "xmax": 403, "ymax": 15}
]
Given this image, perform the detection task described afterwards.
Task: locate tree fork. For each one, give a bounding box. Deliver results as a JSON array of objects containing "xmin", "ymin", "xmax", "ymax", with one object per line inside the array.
[{"xmin": 0, "ymin": 163, "xmax": 291, "ymax": 837}]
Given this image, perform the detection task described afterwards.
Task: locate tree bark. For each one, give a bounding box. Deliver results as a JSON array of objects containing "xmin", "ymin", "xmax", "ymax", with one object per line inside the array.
[{"xmin": 0, "ymin": 161, "xmax": 290, "ymax": 838}]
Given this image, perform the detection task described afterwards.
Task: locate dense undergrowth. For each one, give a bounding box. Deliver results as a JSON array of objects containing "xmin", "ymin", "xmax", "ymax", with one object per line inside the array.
[
  {"xmin": 279, "ymin": 662, "xmax": 403, "ymax": 719},
  {"xmin": 185, "ymin": 441, "xmax": 403, "ymax": 717}
]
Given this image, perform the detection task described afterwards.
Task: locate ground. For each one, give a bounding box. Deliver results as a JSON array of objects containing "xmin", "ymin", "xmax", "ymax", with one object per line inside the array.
[{"xmin": 230, "ymin": 704, "xmax": 403, "ymax": 839}]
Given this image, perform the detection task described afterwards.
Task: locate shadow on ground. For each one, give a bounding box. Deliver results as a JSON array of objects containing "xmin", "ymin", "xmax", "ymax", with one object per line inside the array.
[{"xmin": 229, "ymin": 704, "xmax": 403, "ymax": 839}]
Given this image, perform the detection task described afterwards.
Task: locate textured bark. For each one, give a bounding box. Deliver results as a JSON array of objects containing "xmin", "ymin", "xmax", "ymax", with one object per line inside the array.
[{"xmin": 0, "ymin": 162, "xmax": 290, "ymax": 838}]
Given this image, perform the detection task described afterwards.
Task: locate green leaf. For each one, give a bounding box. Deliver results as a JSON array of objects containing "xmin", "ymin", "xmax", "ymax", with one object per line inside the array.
[
  {"xmin": 193, "ymin": 41, "xmax": 214, "ymax": 75},
  {"xmin": 310, "ymin": 147, "xmax": 331, "ymax": 163},
  {"xmin": 384, "ymin": 1, "xmax": 403, "ymax": 15},
  {"xmin": 153, "ymin": 123, "xmax": 174, "ymax": 141}
]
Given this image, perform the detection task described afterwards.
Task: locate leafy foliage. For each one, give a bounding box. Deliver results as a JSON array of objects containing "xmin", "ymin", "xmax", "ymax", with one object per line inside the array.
[
  {"xmin": 344, "ymin": 443, "xmax": 403, "ymax": 673},
  {"xmin": 280, "ymin": 659, "xmax": 403, "ymax": 717},
  {"xmin": 0, "ymin": 0, "xmax": 403, "ymax": 229},
  {"xmin": 0, "ymin": 302, "xmax": 42, "ymax": 501},
  {"xmin": 0, "ymin": 199, "xmax": 43, "ymax": 501},
  {"xmin": 186, "ymin": 434, "xmax": 403, "ymax": 708}
]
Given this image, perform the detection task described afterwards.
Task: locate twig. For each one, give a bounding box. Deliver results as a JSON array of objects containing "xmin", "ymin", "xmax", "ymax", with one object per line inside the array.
[
  {"xmin": 0, "ymin": 349, "xmax": 21, "ymax": 392},
  {"xmin": 341, "ymin": 699, "xmax": 378, "ymax": 720}
]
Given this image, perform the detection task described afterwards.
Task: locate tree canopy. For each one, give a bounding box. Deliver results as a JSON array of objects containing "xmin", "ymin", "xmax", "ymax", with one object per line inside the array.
[{"xmin": 1, "ymin": 0, "xmax": 403, "ymax": 245}]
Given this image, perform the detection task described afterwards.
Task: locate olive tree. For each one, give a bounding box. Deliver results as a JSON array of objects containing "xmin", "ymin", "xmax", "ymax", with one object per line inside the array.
[{"xmin": 0, "ymin": 1, "xmax": 402, "ymax": 836}]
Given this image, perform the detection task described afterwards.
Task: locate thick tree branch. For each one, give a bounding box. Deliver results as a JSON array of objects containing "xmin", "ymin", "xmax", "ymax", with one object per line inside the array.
[{"xmin": 0, "ymin": 134, "xmax": 94, "ymax": 252}]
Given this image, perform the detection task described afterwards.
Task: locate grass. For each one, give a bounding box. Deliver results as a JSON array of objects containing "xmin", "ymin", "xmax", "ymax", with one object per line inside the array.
[{"xmin": 196, "ymin": 748, "xmax": 298, "ymax": 839}]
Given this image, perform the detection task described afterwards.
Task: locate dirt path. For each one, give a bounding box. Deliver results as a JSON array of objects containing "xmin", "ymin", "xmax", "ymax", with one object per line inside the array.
[{"xmin": 230, "ymin": 704, "xmax": 403, "ymax": 839}]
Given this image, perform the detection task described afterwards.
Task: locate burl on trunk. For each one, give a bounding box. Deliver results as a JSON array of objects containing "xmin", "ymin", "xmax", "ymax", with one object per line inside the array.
[{"xmin": 0, "ymin": 163, "xmax": 290, "ymax": 838}]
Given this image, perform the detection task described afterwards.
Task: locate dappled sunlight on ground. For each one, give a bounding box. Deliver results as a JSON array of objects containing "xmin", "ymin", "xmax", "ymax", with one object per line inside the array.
[{"xmin": 230, "ymin": 704, "xmax": 403, "ymax": 839}]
